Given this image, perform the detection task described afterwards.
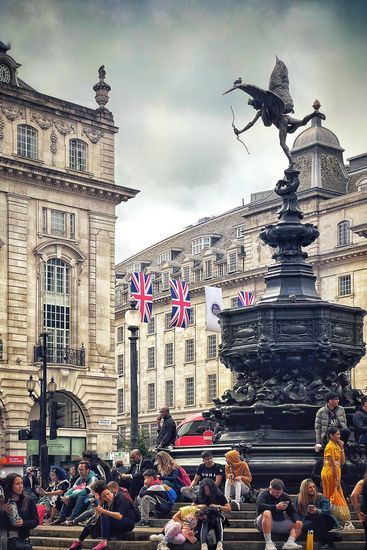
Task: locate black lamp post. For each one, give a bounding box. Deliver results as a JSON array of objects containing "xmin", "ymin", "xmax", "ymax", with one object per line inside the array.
[
  {"xmin": 125, "ymin": 300, "xmax": 140, "ymax": 450},
  {"xmin": 27, "ymin": 332, "xmax": 54, "ymax": 488}
]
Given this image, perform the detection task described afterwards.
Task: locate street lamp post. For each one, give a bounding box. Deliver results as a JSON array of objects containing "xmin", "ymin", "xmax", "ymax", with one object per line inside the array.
[
  {"xmin": 27, "ymin": 332, "xmax": 54, "ymax": 488},
  {"xmin": 125, "ymin": 301, "xmax": 140, "ymax": 450}
]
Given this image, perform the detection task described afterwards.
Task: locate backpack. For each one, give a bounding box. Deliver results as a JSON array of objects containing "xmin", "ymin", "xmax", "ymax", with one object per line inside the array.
[
  {"xmin": 177, "ymin": 466, "xmax": 191, "ymax": 487},
  {"xmin": 163, "ymin": 484, "xmax": 177, "ymax": 503},
  {"xmin": 120, "ymin": 487, "xmax": 133, "ymax": 502},
  {"xmin": 127, "ymin": 500, "xmax": 141, "ymax": 522}
]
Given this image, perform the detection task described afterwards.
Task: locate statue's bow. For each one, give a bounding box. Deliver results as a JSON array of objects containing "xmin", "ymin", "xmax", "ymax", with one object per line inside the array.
[{"xmin": 231, "ymin": 106, "xmax": 250, "ymax": 155}]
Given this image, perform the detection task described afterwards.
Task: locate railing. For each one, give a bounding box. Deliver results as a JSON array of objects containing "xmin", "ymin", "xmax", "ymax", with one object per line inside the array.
[{"xmin": 33, "ymin": 344, "xmax": 85, "ymax": 366}]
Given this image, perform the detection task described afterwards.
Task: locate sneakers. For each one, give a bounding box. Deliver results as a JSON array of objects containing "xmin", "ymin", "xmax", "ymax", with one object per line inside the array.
[
  {"xmin": 135, "ymin": 519, "xmax": 150, "ymax": 527},
  {"xmin": 149, "ymin": 534, "xmax": 165, "ymax": 542},
  {"xmin": 157, "ymin": 543, "xmax": 169, "ymax": 550},
  {"xmin": 265, "ymin": 542, "xmax": 277, "ymax": 550},
  {"xmin": 231, "ymin": 500, "xmax": 240, "ymax": 511},
  {"xmin": 201, "ymin": 545, "xmax": 208, "ymax": 550},
  {"xmin": 91, "ymin": 542, "xmax": 107, "ymax": 550},
  {"xmin": 282, "ymin": 542, "xmax": 303, "ymax": 550},
  {"xmin": 69, "ymin": 542, "xmax": 82, "ymax": 550},
  {"xmin": 216, "ymin": 543, "xmax": 224, "ymax": 550},
  {"xmin": 343, "ymin": 520, "xmax": 355, "ymax": 530},
  {"xmin": 61, "ymin": 519, "xmax": 74, "ymax": 526}
]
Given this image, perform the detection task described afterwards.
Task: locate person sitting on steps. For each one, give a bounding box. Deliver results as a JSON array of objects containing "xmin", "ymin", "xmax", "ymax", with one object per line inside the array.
[{"xmin": 255, "ymin": 478, "xmax": 303, "ymax": 550}]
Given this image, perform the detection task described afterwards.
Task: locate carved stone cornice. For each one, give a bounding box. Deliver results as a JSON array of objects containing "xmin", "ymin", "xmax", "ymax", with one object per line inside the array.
[
  {"xmin": 1, "ymin": 102, "xmax": 25, "ymax": 121},
  {"xmin": 0, "ymin": 157, "xmax": 139, "ymax": 204},
  {"xmin": 82, "ymin": 126, "xmax": 104, "ymax": 144},
  {"xmin": 54, "ymin": 119, "xmax": 75, "ymax": 135},
  {"xmin": 31, "ymin": 112, "xmax": 53, "ymax": 129}
]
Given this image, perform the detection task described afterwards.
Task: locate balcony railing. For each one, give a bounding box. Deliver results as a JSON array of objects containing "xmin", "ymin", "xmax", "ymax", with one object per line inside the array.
[{"xmin": 33, "ymin": 344, "xmax": 85, "ymax": 367}]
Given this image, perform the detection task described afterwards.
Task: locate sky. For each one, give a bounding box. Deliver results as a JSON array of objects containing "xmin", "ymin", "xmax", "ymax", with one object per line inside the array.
[{"xmin": 1, "ymin": 0, "xmax": 366, "ymax": 262}]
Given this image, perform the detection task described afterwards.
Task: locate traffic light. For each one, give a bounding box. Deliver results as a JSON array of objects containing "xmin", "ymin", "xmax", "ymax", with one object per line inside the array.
[
  {"xmin": 49, "ymin": 401, "xmax": 65, "ymax": 440},
  {"xmin": 18, "ymin": 420, "xmax": 40, "ymax": 440}
]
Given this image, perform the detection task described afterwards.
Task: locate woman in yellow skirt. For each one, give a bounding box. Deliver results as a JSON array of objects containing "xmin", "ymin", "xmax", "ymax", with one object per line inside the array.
[{"xmin": 321, "ymin": 426, "xmax": 352, "ymax": 528}]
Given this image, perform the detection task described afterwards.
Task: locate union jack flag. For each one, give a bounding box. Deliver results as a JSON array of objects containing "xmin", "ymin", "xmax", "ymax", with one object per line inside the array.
[
  {"xmin": 130, "ymin": 272, "xmax": 153, "ymax": 323},
  {"xmin": 169, "ymin": 279, "xmax": 191, "ymax": 329},
  {"xmin": 238, "ymin": 290, "xmax": 255, "ymax": 307}
]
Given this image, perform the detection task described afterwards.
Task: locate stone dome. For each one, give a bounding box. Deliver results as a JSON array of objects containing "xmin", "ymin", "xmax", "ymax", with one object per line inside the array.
[{"xmin": 292, "ymin": 120, "xmax": 343, "ymax": 151}]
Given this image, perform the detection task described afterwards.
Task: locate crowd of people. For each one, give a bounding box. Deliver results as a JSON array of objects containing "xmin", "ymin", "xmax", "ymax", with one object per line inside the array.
[{"xmin": 1, "ymin": 398, "xmax": 367, "ymax": 550}]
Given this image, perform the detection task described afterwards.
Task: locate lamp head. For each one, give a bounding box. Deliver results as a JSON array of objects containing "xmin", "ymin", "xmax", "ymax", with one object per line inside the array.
[{"xmin": 125, "ymin": 300, "xmax": 140, "ymax": 328}]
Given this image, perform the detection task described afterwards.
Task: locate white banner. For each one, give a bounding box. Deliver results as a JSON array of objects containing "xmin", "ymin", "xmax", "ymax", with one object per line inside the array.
[{"xmin": 205, "ymin": 286, "xmax": 223, "ymax": 333}]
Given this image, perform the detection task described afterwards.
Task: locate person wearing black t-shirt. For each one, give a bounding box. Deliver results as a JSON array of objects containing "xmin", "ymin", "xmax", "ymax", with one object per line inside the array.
[
  {"xmin": 193, "ymin": 479, "xmax": 230, "ymax": 550},
  {"xmin": 68, "ymin": 480, "xmax": 136, "ymax": 550},
  {"xmin": 181, "ymin": 451, "xmax": 224, "ymax": 501}
]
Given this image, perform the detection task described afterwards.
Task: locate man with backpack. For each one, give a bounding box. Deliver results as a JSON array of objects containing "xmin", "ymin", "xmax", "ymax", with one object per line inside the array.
[{"xmin": 136, "ymin": 469, "xmax": 175, "ymax": 527}]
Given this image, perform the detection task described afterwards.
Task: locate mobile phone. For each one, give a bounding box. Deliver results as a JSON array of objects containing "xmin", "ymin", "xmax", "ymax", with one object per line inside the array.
[{"xmin": 307, "ymin": 504, "xmax": 315, "ymax": 511}]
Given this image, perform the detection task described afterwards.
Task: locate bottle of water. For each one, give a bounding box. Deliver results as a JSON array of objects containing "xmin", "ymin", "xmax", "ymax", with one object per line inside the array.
[{"xmin": 7, "ymin": 500, "xmax": 20, "ymax": 526}]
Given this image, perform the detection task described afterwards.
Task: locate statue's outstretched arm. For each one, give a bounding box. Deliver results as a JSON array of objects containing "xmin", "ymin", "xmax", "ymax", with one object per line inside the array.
[{"xmin": 234, "ymin": 111, "xmax": 261, "ymax": 136}]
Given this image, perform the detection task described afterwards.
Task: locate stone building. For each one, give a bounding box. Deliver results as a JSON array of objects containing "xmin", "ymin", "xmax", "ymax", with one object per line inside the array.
[
  {"xmin": 0, "ymin": 43, "xmax": 138, "ymax": 463},
  {"xmin": 115, "ymin": 112, "xmax": 367, "ymax": 447}
]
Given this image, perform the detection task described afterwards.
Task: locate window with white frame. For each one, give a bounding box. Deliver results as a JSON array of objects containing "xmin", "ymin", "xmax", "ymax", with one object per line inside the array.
[
  {"xmin": 204, "ymin": 259, "xmax": 213, "ymax": 279},
  {"xmin": 44, "ymin": 258, "xmax": 70, "ymax": 363},
  {"xmin": 118, "ymin": 388, "xmax": 124, "ymax": 414},
  {"xmin": 231, "ymin": 297, "xmax": 240, "ymax": 308},
  {"xmin": 147, "ymin": 383, "xmax": 156, "ymax": 410},
  {"xmin": 338, "ymin": 274, "xmax": 352, "ymax": 296},
  {"xmin": 17, "ymin": 125, "xmax": 37, "ymax": 159},
  {"xmin": 217, "ymin": 263, "xmax": 226, "ymax": 277},
  {"xmin": 191, "ymin": 236, "xmax": 211, "ymax": 255},
  {"xmin": 188, "ymin": 307, "xmax": 195, "ymax": 326},
  {"xmin": 162, "ymin": 271, "xmax": 170, "ymax": 290},
  {"xmin": 126, "ymin": 263, "xmax": 140, "ymax": 273},
  {"xmin": 207, "ymin": 334, "xmax": 217, "ymax": 359},
  {"xmin": 147, "ymin": 347, "xmax": 155, "ymax": 370},
  {"xmin": 228, "ymin": 251, "xmax": 238, "ymax": 273},
  {"xmin": 69, "ymin": 139, "xmax": 87, "ymax": 171},
  {"xmin": 185, "ymin": 377, "xmax": 195, "ymax": 406},
  {"xmin": 117, "ymin": 326, "xmax": 124, "ymax": 343},
  {"xmin": 207, "ymin": 374, "xmax": 217, "ymax": 402},
  {"xmin": 147, "ymin": 317, "xmax": 155, "ymax": 335},
  {"xmin": 195, "ymin": 269, "xmax": 203, "ymax": 283},
  {"xmin": 236, "ymin": 226, "xmax": 245, "ymax": 239},
  {"xmin": 165, "ymin": 313, "xmax": 172, "ymax": 330},
  {"xmin": 117, "ymin": 354, "xmax": 124, "ymax": 376},
  {"xmin": 157, "ymin": 251, "xmax": 172, "ymax": 264},
  {"xmin": 165, "ymin": 342, "xmax": 174, "ymax": 366},
  {"xmin": 165, "ymin": 380, "xmax": 174, "ymax": 408},
  {"xmin": 42, "ymin": 208, "xmax": 75, "ymax": 239},
  {"xmin": 337, "ymin": 220, "xmax": 351, "ymax": 247},
  {"xmin": 182, "ymin": 265, "xmax": 191, "ymax": 282},
  {"xmin": 185, "ymin": 339, "xmax": 195, "ymax": 362}
]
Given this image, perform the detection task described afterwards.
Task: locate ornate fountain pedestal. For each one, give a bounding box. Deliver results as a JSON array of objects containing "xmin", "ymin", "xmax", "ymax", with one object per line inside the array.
[{"xmin": 202, "ymin": 169, "xmax": 366, "ymax": 489}]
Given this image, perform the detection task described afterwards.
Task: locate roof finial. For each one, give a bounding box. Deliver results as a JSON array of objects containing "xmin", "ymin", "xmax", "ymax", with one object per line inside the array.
[
  {"xmin": 93, "ymin": 65, "xmax": 111, "ymax": 110},
  {"xmin": 311, "ymin": 99, "xmax": 322, "ymax": 127},
  {"xmin": 313, "ymin": 99, "xmax": 321, "ymax": 111}
]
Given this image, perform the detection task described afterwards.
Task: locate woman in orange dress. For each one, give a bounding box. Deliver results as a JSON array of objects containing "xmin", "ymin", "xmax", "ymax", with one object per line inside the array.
[{"xmin": 321, "ymin": 426, "xmax": 352, "ymax": 527}]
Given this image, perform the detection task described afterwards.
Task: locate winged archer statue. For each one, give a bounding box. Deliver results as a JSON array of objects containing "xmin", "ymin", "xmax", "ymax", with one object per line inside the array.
[{"xmin": 223, "ymin": 57, "xmax": 325, "ymax": 167}]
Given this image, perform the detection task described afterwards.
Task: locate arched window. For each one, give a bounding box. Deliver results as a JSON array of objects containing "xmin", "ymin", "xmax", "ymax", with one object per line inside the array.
[
  {"xmin": 44, "ymin": 258, "xmax": 70, "ymax": 363},
  {"xmin": 52, "ymin": 392, "xmax": 86, "ymax": 429},
  {"xmin": 17, "ymin": 124, "xmax": 37, "ymax": 159},
  {"xmin": 337, "ymin": 220, "xmax": 351, "ymax": 247},
  {"xmin": 69, "ymin": 139, "xmax": 87, "ymax": 171}
]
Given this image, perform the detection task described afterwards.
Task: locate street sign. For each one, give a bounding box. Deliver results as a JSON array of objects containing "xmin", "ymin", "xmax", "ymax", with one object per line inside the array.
[{"xmin": 97, "ymin": 418, "xmax": 112, "ymax": 426}]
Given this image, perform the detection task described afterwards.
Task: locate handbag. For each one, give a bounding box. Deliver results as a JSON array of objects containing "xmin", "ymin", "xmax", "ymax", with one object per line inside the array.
[
  {"xmin": 7, "ymin": 539, "xmax": 32, "ymax": 550},
  {"xmin": 330, "ymin": 486, "xmax": 351, "ymax": 524}
]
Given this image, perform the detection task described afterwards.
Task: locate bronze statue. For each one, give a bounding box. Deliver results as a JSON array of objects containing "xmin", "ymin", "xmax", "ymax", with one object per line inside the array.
[{"xmin": 223, "ymin": 57, "xmax": 325, "ymax": 166}]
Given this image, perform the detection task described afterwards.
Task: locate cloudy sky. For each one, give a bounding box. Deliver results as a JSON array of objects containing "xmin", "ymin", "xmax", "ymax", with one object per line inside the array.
[{"xmin": 1, "ymin": 0, "xmax": 366, "ymax": 261}]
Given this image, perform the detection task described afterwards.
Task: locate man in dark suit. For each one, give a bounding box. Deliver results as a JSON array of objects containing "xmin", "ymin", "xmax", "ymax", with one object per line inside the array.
[{"xmin": 119, "ymin": 449, "xmax": 155, "ymax": 500}]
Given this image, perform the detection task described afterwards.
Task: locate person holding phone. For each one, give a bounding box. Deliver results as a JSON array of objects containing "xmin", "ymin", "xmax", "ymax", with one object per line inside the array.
[
  {"xmin": 295, "ymin": 478, "xmax": 341, "ymax": 549},
  {"xmin": 255, "ymin": 478, "xmax": 303, "ymax": 550}
]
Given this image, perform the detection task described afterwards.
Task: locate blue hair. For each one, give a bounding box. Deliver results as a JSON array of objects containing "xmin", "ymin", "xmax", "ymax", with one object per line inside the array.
[{"xmin": 50, "ymin": 464, "xmax": 67, "ymax": 480}]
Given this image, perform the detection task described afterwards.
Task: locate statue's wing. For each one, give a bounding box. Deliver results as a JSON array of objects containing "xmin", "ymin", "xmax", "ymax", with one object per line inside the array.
[
  {"xmin": 223, "ymin": 82, "xmax": 286, "ymax": 118},
  {"xmin": 268, "ymin": 57, "xmax": 294, "ymax": 113}
]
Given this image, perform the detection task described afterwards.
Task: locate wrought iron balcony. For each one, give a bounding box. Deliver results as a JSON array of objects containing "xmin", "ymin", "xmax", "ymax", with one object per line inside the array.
[{"xmin": 33, "ymin": 344, "xmax": 85, "ymax": 367}]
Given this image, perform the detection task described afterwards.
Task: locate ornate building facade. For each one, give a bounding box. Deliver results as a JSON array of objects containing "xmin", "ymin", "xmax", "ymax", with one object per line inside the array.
[
  {"xmin": 0, "ymin": 43, "xmax": 138, "ymax": 462},
  {"xmin": 115, "ymin": 112, "xmax": 367, "ymax": 446}
]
